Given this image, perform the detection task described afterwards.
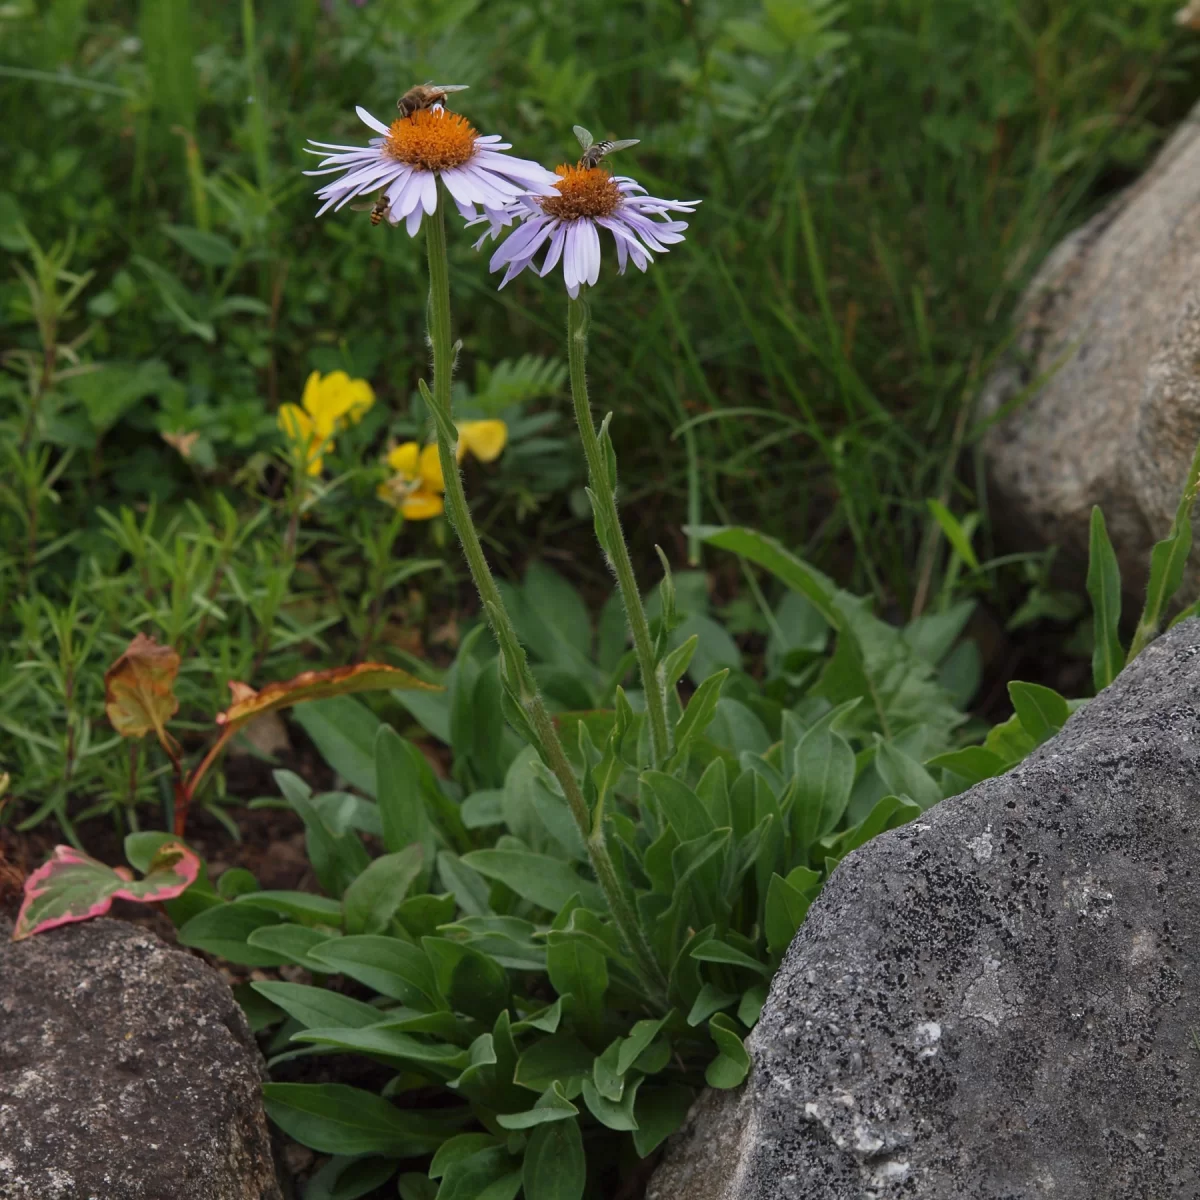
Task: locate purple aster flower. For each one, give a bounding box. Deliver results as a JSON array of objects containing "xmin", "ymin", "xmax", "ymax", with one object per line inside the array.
[
  {"xmin": 468, "ymin": 138, "xmax": 699, "ymax": 296},
  {"xmin": 303, "ymin": 101, "xmax": 560, "ymax": 236}
]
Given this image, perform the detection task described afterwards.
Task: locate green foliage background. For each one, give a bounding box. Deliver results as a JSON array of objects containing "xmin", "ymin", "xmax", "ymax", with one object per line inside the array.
[{"xmin": 2, "ymin": 0, "xmax": 1195, "ymax": 595}]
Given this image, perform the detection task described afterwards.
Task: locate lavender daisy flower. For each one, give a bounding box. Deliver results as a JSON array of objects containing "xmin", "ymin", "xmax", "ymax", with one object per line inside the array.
[
  {"xmin": 469, "ymin": 128, "xmax": 699, "ymax": 296},
  {"xmin": 303, "ymin": 96, "xmax": 560, "ymax": 236}
]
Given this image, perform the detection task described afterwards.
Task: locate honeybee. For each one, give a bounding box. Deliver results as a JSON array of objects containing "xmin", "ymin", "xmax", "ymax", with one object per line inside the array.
[
  {"xmin": 573, "ymin": 124, "xmax": 639, "ymax": 169},
  {"xmin": 351, "ymin": 192, "xmax": 391, "ymax": 225},
  {"xmin": 397, "ymin": 82, "xmax": 469, "ymax": 118}
]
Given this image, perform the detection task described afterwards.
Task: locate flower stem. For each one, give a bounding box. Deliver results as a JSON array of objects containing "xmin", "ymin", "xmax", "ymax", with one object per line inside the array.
[
  {"xmin": 422, "ymin": 189, "xmax": 667, "ymax": 1004},
  {"xmin": 566, "ymin": 294, "xmax": 671, "ymax": 766}
]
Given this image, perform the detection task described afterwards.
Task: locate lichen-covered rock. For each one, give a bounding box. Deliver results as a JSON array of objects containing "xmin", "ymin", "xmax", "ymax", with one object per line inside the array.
[
  {"xmin": 646, "ymin": 620, "xmax": 1200, "ymax": 1200},
  {"xmin": 981, "ymin": 101, "xmax": 1200, "ymax": 596},
  {"xmin": 0, "ymin": 916, "xmax": 281, "ymax": 1200}
]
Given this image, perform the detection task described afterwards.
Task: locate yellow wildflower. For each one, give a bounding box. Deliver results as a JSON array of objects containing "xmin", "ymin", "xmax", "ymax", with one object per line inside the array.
[
  {"xmin": 378, "ymin": 441, "xmax": 446, "ymax": 520},
  {"xmin": 277, "ymin": 370, "xmax": 375, "ymax": 476},
  {"xmin": 378, "ymin": 420, "xmax": 508, "ymax": 520},
  {"xmin": 456, "ymin": 419, "xmax": 507, "ymax": 463}
]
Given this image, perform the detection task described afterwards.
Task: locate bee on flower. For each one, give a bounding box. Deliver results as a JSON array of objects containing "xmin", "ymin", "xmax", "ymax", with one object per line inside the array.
[
  {"xmin": 277, "ymin": 371, "xmax": 375, "ymax": 476},
  {"xmin": 469, "ymin": 126, "xmax": 700, "ymax": 296},
  {"xmin": 378, "ymin": 420, "xmax": 508, "ymax": 520},
  {"xmin": 303, "ymin": 85, "xmax": 561, "ymax": 235}
]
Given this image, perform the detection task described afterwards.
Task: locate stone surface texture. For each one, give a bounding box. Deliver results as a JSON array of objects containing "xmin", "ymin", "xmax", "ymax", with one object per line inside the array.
[
  {"xmin": 981, "ymin": 102, "xmax": 1200, "ymax": 595},
  {"xmin": 0, "ymin": 916, "xmax": 281, "ymax": 1200},
  {"xmin": 647, "ymin": 620, "xmax": 1200, "ymax": 1200}
]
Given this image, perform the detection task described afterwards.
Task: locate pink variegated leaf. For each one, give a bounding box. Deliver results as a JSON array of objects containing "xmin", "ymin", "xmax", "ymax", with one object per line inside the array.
[{"xmin": 12, "ymin": 841, "xmax": 201, "ymax": 941}]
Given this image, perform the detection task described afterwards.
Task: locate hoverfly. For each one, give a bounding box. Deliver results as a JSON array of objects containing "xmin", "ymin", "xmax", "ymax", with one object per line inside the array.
[
  {"xmin": 397, "ymin": 82, "xmax": 470, "ymax": 118},
  {"xmin": 573, "ymin": 124, "xmax": 640, "ymax": 170},
  {"xmin": 350, "ymin": 192, "xmax": 391, "ymax": 226}
]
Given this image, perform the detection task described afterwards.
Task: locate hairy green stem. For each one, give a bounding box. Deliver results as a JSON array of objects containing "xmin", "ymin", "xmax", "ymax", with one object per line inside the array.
[
  {"xmin": 567, "ymin": 294, "xmax": 671, "ymax": 766},
  {"xmin": 423, "ymin": 191, "xmax": 667, "ymax": 1003}
]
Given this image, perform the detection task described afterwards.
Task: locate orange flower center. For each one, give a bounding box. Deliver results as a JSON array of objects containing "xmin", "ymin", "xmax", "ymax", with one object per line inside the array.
[
  {"xmin": 384, "ymin": 109, "xmax": 478, "ymax": 171},
  {"xmin": 539, "ymin": 164, "xmax": 622, "ymax": 220}
]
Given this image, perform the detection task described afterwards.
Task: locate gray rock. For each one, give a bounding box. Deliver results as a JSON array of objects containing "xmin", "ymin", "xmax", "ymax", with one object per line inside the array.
[
  {"xmin": 0, "ymin": 916, "xmax": 282, "ymax": 1200},
  {"xmin": 647, "ymin": 619, "xmax": 1200, "ymax": 1200},
  {"xmin": 981, "ymin": 104, "xmax": 1200, "ymax": 596}
]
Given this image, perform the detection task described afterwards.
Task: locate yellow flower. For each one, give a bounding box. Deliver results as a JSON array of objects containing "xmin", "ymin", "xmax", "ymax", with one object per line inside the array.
[
  {"xmin": 277, "ymin": 370, "xmax": 375, "ymax": 476},
  {"xmin": 378, "ymin": 441, "xmax": 446, "ymax": 520},
  {"xmin": 377, "ymin": 420, "xmax": 508, "ymax": 521},
  {"xmin": 456, "ymin": 419, "xmax": 507, "ymax": 463}
]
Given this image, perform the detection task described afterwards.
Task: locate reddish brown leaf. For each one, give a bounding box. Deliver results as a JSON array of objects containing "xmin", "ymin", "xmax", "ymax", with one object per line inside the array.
[
  {"xmin": 215, "ymin": 662, "xmax": 439, "ymax": 733},
  {"xmin": 104, "ymin": 634, "xmax": 181, "ymax": 745}
]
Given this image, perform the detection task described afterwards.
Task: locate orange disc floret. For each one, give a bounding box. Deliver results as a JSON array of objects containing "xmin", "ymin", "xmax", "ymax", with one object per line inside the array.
[
  {"xmin": 384, "ymin": 109, "xmax": 478, "ymax": 171},
  {"xmin": 540, "ymin": 164, "xmax": 622, "ymax": 220}
]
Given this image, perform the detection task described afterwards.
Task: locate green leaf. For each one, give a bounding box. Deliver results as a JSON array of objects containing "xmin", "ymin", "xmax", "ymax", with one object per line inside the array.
[
  {"xmin": 496, "ymin": 1082, "xmax": 579, "ymax": 1130},
  {"xmin": 642, "ymin": 771, "xmax": 714, "ymax": 843},
  {"xmin": 546, "ymin": 934, "xmax": 608, "ymax": 1038},
  {"xmin": 1131, "ymin": 436, "xmax": 1200, "ymax": 659},
  {"xmin": 672, "ymin": 669, "xmax": 729, "ymax": 758},
  {"xmin": 437, "ymin": 851, "xmax": 493, "ymax": 917},
  {"xmin": 397, "ymin": 1174, "xmax": 438, "ymax": 1200},
  {"xmin": 342, "ymin": 846, "xmax": 424, "ymax": 936},
  {"xmin": 247, "ymin": 924, "xmax": 338, "ymax": 970},
  {"xmin": 738, "ymin": 985, "xmax": 767, "ymax": 1028},
  {"xmin": 460, "ymin": 849, "xmax": 604, "ymax": 913},
  {"xmin": 661, "ymin": 635, "xmax": 699, "ymax": 690},
  {"xmin": 814, "ymin": 594, "xmax": 964, "ymax": 742},
  {"xmin": 274, "ymin": 769, "xmax": 369, "ymax": 898},
  {"xmin": 422, "ymin": 936, "xmax": 510, "ymax": 1022},
  {"xmin": 293, "ymin": 1025, "xmax": 468, "ymax": 1074},
  {"xmin": 292, "ymin": 697, "xmax": 381, "ymax": 796},
  {"xmin": 430, "ymin": 1134, "xmax": 500, "ymax": 1179},
  {"xmin": 616, "ymin": 1015, "xmax": 671, "ymax": 1076},
  {"xmin": 791, "ymin": 724, "xmax": 857, "ymax": 846},
  {"xmin": 302, "ymin": 1154, "xmax": 399, "ymax": 1200},
  {"xmin": 874, "ymin": 740, "xmax": 942, "ymax": 811},
  {"xmin": 1086, "ymin": 506, "xmax": 1125, "ymax": 692},
  {"xmin": 695, "ymin": 526, "xmax": 839, "ymax": 626},
  {"xmin": 514, "ymin": 1033, "xmax": 594, "ymax": 1093},
  {"xmin": 66, "ymin": 360, "xmax": 179, "ymax": 432},
  {"xmin": 632, "ymin": 1085, "xmax": 695, "ymax": 1157},
  {"xmin": 827, "ymin": 794, "xmax": 921, "ymax": 860},
  {"xmin": 307, "ymin": 936, "xmax": 442, "ymax": 1008},
  {"xmin": 765, "ymin": 872, "xmax": 813, "ymax": 955},
  {"xmin": 581, "ymin": 1074, "xmax": 642, "ymax": 1130},
  {"xmin": 374, "ymin": 728, "xmax": 436, "ymax": 882},
  {"xmin": 162, "ymin": 223, "xmax": 237, "ymax": 266},
  {"xmin": 262, "ymin": 1083, "xmax": 462, "ymax": 1156},
  {"xmin": 982, "ymin": 711, "xmax": 1037, "ymax": 765},
  {"xmin": 1007, "ymin": 680, "xmax": 1069, "ymax": 747},
  {"xmin": 592, "ymin": 1039, "xmax": 626, "ymax": 1102},
  {"xmin": 522, "ymin": 1117, "xmax": 586, "ymax": 1200},
  {"xmin": 705, "ymin": 1013, "xmax": 750, "ymax": 1088},
  {"xmin": 690, "ymin": 939, "xmax": 771, "ymax": 977},
  {"xmin": 249, "ymin": 982, "xmax": 383, "ymax": 1030},
  {"xmin": 436, "ymin": 1147, "xmax": 522, "ymax": 1200},
  {"xmin": 924, "ymin": 746, "xmax": 1008, "ymax": 786},
  {"xmin": 177, "ymin": 903, "xmax": 290, "ymax": 967},
  {"xmin": 925, "ymin": 498, "xmax": 980, "ymax": 570},
  {"xmin": 687, "ymin": 981, "xmax": 738, "ymax": 1026},
  {"xmin": 233, "ymin": 890, "xmax": 343, "ymax": 925}
]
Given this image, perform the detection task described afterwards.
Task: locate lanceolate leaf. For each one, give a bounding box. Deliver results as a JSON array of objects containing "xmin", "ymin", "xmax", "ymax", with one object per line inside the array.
[
  {"xmin": 216, "ymin": 663, "xmax": 440, "ymax": 734},
  {"xmin": 13, "ymin": 842, "xmax": 200, "ymax": 940},
  {"xmin": 1129, "ymin": 436, "xmax": 1200, "ymax": 660}
]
